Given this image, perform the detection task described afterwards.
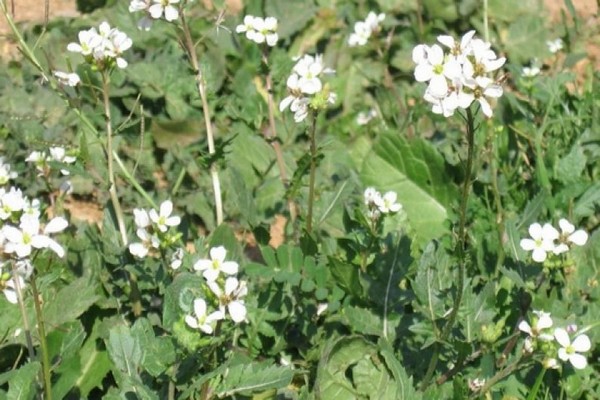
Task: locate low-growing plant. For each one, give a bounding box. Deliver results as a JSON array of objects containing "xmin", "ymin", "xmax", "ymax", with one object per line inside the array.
[{"xmin": 0, "ymin": 0, "xmax": 598, "ymax": 399}]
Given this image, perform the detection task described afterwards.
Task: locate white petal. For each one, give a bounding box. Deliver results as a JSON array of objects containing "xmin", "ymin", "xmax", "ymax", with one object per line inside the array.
[
  {"xmin": 428, "ymin": 74, "xmax": 448, "ymax": 98},
  {"xmin": 478, "ymin": 97, "xmax": 493, "ymax": 118},
  {"xmin": 228, "ymin": 301, "xmax": 247, "ymax": 323},
  {"xmin": 193, "ymin": 298, "xmax": 207, "ymax": 318},
  {"xmin": 437, "ymin": 35, "xmax": 455, "ymax": 48},
  {"xmin": 572, "ymin": 334, "xmax": 591, "ymax": 352},
  {"xmin": 148, "ymin": 4, "xmax": 163, "ymax": 19},
  {"xmin": 414, "ymin": 64, "xmax": 433, "ymax": 82},
  {"xmin": 559, "ymin": 218, "xmax": 574, "ymax": 234},
  {"xmin": 185, "ymin": 315, "xmax": 199, "ymax": 329},
  {"xmin": 202, "ymin": 269, "xmax": 220, "ymax": 282},
  {"xmin": 554, "ymin": 328, "xmax": 571, "ymax": 347},
  {"xmin": 221, "ymin": 261, "xmax": 239, "ymax": 275},
  {"xmin": 224, "ymin": 277, "xmax": 239, "ymax": 295},
  {"xmin": 569, "ymin": 230, "xmax": 588, "ymax": 246},
  {"xmin": 557, "ymin": 347, "xmax": 569, "ymax": 361},
  {"xmin": 518, "ymin": 320, "xmax": 532, "ymax": 335},
  {"xmin": 542, "ymin": 223, "xmax": 559, "ymax": 241},
  {"xmin": 569, "ymin": 353, "xmax": 588, "ymax": 369},
  {"xmin": 528, "ymin": 223, "xmax": 543, "ymax": 240},
  {"xmin": 44, "ymin": 217, "xmax": 68, "ymax": 234},
  {"xmin": 279, "ymin": 96, "xmax": 294, "ymax": 112},
  {"xmin": 532, "ymin": 248, "xmax": 547, "ymax": 263},
  {"xmin": 519, "ymin": 238, "xmax": 535, "ymax": 251},
  {"xmin": 210, "ymin": 246, "xmax": 226, "ymax": 262},
  {"xmin": 129, "ymin": 242, "xmax": 148, "ymax": 258},
  {"xmin": 164, "ymin": 6, "xmax": 179, "ymax": 21}
]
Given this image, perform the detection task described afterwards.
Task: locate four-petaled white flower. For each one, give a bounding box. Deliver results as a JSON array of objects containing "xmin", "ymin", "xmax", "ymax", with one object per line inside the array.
[
  {"xmin": 68, "ymin": 22, "xmax": 132, "ymax": 70},
  {"xmin": 519, "ymin": 222, "xmax": 558, "ymax": 263},
  {"xmin": 0, "ymin": 158, "xmax": 17, "ymax": 186},
  {"xmin": 518, "ymin": 310, "xmax": 554, "ymax": 341},
  {"xmin": 236, "ymin": 15, "xmax": 278, "ymax": 46},
  {"xmin": 375, "ymin": 191, "xmax": 402, "ymax": 214},
  {"xmin": 554, "ymin": 328, "xmax": 591, "ymax": 370},
  {"xmin": 557, "ymin": 218, "xmax": 588, "ymax": 249},
  {"xmin": 185, "ymin": 298, "xmax": 224, "ymax": 334},
  {"xmin": 149, "ymin": 0, "xmax": 180, "ymax": 22},
  {"xmin": 193, "ymin": 246, "xmax": 239, "ymax": 282},
  {"xmin": 207, "ymin": 277, "xmax": 248, "ymax": 323},
  {"xmin": 149, "ymin": 200, "xmax": 181, "ymax": 233},
  {"xmin": 2, "ymin": 216, "xmax": 68, "ymax": 258}
]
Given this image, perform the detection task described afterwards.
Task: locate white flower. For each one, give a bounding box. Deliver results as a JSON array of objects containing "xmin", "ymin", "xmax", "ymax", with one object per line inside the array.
[
  {"xmin": 236, "ymin": 15, "xmax": 255, "ymax": 35},
  {"xmin": 0, "ymin": 187, "xmax": 26, "ymax": 220},
  {"xmin": 522, "ymin": 66, "xmax": 540, "ymax": 78},
  {"xmin": 0, "ymin": 158, "xmax": 17, "ymax": 185},
  {"xmin": 236, "ymin": 15, "xmax": 278, "ymax": 46},
  {"xmin": 193, "ymin": 246, "xmax": 238, "ymax": 282},
  {"xmin": 520, "ymin": 222, "xmax": 559, "ymax": 263},
  {"xmin": 207, "ymin": 277, "xmax": 248, "ymax": 323},
  {"xmin": 460, "ymin": 76, "xmax": 503, "ymax": 118},
  {"xmin": 462, "ymin": 38, "xmax": 506, "ymax": 79},
  {"xmin": 558, "ymin": 218, "xmax": 588, "ymax": 246},
  {"xmin": 184, "ymin": 298, "xmax": 224, "ymax": 334},
  {"xmin": 316, "ymin": 303, "xmax": 328, "ymax": 316},
  {"xmin": 437, "ymin": 30, "xmax": 476, "ymax": 64},
  {"xmin": 364, "ymin": 187, "xmax": 380, "ymax": 206},
  {"xmin": 518, "ymin": 310, "xmax": 554, "ymax": 341},
  {"xmin": 554, "ymin": 328, "xmax": 591, "ymax": 369},
  {"xmin": 170, "ymin": 248, "xmax": 184, "ymax": 270},
  {"xmin": 133, "ymin": 208, "xmax": 151, "ymax": 229},
  {"xmin": 374, "ymin": 191, "xmax": 402, "ymax": 214},
  {"xmin": 49, "ymin": 146, "xmax": 77, "ymax": 175},
  {"xmin": 348, "ymin": 12, "xmax": 384, "ymax": 47},
  {"xmin": 149, "ymin": 0, "xmax": 179, "ymax": 22},
  {"xmin": 149, "ymin": 200, "xmax": 180, "ymax": 232},
  {"xmin": 3, "ymin": 216, "xmax": 68, "ymax": 258},
  {"xmin": 128, "ymin": 228, "xmax": 159, "ymax": 258},
  {"xmin": 542, "ymin": 357, "xmax": 559, "ymax": 369},
  {"xmin": 67, "ymin": 27, "xmax": 102, "ymax": 56},
  {"xmin": 293, "ymin": 54, "xmax": 325, "ymax": 95},
  {"xmin": 468, "ymin": 378, "xmax": 486, "ymax": 392},
  {"xmin": 129, "ymin": 0, "xmax": 150, "ymax": 12},
  {"xmin": 547, "ymin": 38, "xmax": 563, "ymax": 54},
  {"xmin": 53, "ymin": 71, "xmax": 81, "ymax": 87},
  {"xmin": 413, "ymin": 44, "xmax": 461, "ymax": 98},
  {"xmin": 356, "ymin": 109, "xmax": 377, "ymax": 125}
]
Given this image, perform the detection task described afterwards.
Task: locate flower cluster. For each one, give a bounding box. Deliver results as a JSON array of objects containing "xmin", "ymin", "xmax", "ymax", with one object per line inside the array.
[
  {"xmin": 412, "ymin": 30, "xmax": 505, "ymax": 118},
  {"xmin": 279, "ymin": 54, "xmax": 336, "ymax": 122},
  {"xmin": 519, "ymin": 311, "xmax": 592, "ymax": 370},
  {"xmin": 67, "ymin": 22, "xmax": 132, "ymax": 70},
  {"xmin": 129, "ymin": 0, "xmax": 180, "ymax": 31},
  {"xmin": 235, "ymin": 15, "xmax": 278, "ymax": 47},
  {"xmin": 185, "ymin": 246, "xmax": 247, "ymax": 334},
  {"xmin": 547, "ymin": 38, "xmax": 563, "ymax": 54},
  {"xmin": 364, "ymin": 187, "xmax": 402, "ymax": 220},
  {"xmin": 26, "ymin": 146, "xmax": 77, "ymax": 177},
  {"xmin": 0, "ymin": 157, "xmax": 18, "ymax": 186},
  {"xmin": 129, "ymin": 200, "xmax": 181, "ymax": 259},
  {"xmin": 520, "ymin": 219, "xmax": 588, "ymax": 263},
  {"xmin": 348, "ymin": 12, "xmax": 385, "ymax": 47},
  {"xmin": 0, "ymin": 186, "xmax": 68, "ymax": 304}
]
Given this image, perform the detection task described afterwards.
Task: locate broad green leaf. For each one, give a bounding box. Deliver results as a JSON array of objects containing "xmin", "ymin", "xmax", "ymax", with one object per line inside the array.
[
  {"xmin": 555, "ymin": 145, "xmax": 587, "ymax": 184},
  {"xmin": 76, "ymin": 320, "xmax": 112, "ymax": 397},
  {"xmin": 574, "ymin": 182, "xmax": 600, "ymax": 219},
  {"xmin": 361, "ymin": 133, "xmax": 457, "ymax": 246},
  {"xmin": 7, "ymin": 362, "xmax": 40, "ymax": 400},
  {"xmin": 106, "ymin": 324, "xmax": 142, "ymax": 377},
  {"xmin": 503, "ymin": 15, "xmax": 549, "ymax": 64},
  {"xmin": 43, "ymin": 277, "xmax": 100, "ymax": 332},
  {"xmin": 215, "ymin": 361, "xmax": 294, "ymax": 397},
  {"xmin": 163, "ymin": 272, "xmax": 206, "ymax": 328},
  {"xmin": 131, "ymin": 318, "xmax": 176, "ymax": 377},
  {"xmin": 378, "ymin": 339, "xmax": 422, "ymax": 400},
  {"xmin": 265, "ymin": 0, "xmax": 318, "ymax": 40}
]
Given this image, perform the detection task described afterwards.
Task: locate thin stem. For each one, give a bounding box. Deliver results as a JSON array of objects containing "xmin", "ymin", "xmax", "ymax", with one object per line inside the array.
[
  {"xmin": 11, "ymin": 263, "xmax": 35, "ymax": 363},
  {"xmin": 263, "ymin": 52, "xmax": 297, "ymax": 222},
  {"xmin": 181, "ymin": 13, "xmax": 223, "ymax": 226},
  {"xmin": 306, "ymin": 112, "xmax": 318, "ymax": 234},
  {"xmin": 526, "ymin": 367, "xmax": 546, "ymax": 400},
  {"xmin": 30, "ymin": 277, "xmax": 52, "ymax": 400},
  {"xmin": 101, "ymin": 72, "xmax": 128, "ymax": 246},
  {"xmin": 483, "ymin": 0, "xmax": 489, "ymax": 42},
  {"xmin": 421, "ymin": 107, "xmax": 476, "ymax": 390},
  {"xmin": 473, "ymin": 356, "xmax": 528, "ymax": 398}
]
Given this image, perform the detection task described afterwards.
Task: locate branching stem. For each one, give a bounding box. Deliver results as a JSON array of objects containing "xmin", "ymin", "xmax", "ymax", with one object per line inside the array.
[{"xmin": 30, "ymin": 277, "xmax": 52, "ymax": 400}]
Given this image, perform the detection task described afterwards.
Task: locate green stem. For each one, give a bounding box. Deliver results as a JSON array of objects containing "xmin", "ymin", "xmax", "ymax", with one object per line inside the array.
[
  {"xmin": 421, "ymin": 107, "xmax": 476, "ymax": 390},
  {"xmin": 181, "ymin": 13, "xmax": 223, "ymax": 226},
  {"xmin": 306, "ymin": 112, "xmax": 318, "ymax": 234},
  {"xmin": 30, "ymin": 278, "xmax": 52, "ymax": 400},
  {"xmin": 101, "ymin": 72, "xmax": 128, "ymax": 246},
  {"xmin": 526, "ymin": 367, "xmax": 546, "ymax": 400},
  {"xmin": 113, "ymin": 150, "xmax": 158, "ymax": 209},
  {"xmin": 10, "ymin": 263, "xmax": 35, "ymax": 363},
  {"xmin": 483, "ymin": 0, "xmax": 489, "ymax": 42}
]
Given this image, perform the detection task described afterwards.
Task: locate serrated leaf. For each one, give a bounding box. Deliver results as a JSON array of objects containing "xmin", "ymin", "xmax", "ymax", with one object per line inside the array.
[
  {"xmin": 216, "ymin": 362, "xmax": 294, "ymax": 397},
  {"xmin": 555, "ymin": 145, "xmax": 587, "ymax": 184},
  {"xmin": 504, "ymin": 15, "xmax": 549, "ymax": 64},
  {"xmin": 131, "ymin": 318, "xmax": 176, "ymax": 377},
  {"xmin": 361, "ymin": 133, "xmax": 457, "ymax": 246},
  {"xmin": 76, "ymin": 319, "xmax": 112, "ymax": 397},
  {"xmin": 378, "ymin": 339, "xmax": 422, "ymax": 400},
  {"xmin": 574, "ymin": 182, "xmax": 600, "ymax": 218}
]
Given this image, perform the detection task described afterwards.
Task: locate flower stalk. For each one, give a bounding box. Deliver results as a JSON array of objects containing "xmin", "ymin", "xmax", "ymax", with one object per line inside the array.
[
  {"xmin": 30, "ymin": 276, "xmax": 52, "ymax": 400},
  {"xmin": 181, "ymin": 13, "xmax": 223, "ymax": 226},
  {"xmin": 306, "ymin": 112, "xmax": 318, "ymax": 233}
]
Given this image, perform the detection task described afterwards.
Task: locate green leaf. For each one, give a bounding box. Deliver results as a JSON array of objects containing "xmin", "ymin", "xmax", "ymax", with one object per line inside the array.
[
  {"xmin": 378, "ymin": 339, "xmax": 422, "ymax": 400},
  {"xmin": 106, "ymin": 324, "xmax": 142, "ymax": 377},
  {"xmin": 215, "ymin": 361, "xmax": 294, "ymax": 397},
  {"xmin": 361, "ymin": 133, "xmax": 457, "ymax": 246},
  {"xmin": 504, "ymin": 15, "xmax": 549, "ymax": 64},
  {"xmin": 574, "ymin": 182, "xmax": 600, "ymax": 219},
  {"xmin": 7, "ymin": 362, "xmax": 40, "ymax": 400},
  {"xmin": 555, "ymin": 145, "xmax": 587, "ymax": 184},
  {"xmin": 43, "ymin": 277, "xmax": 99, "ymax": 332},
  {"xmin": 76, "ymin": 320, "xmax": 112, "ymax": 397},
  {"xmin": 264, "ymin": 0, "xmax": 318, "ymax": 39},
  {"xmin": 131, "ymin": 318, "xmax": 176, "ymax": 377}
]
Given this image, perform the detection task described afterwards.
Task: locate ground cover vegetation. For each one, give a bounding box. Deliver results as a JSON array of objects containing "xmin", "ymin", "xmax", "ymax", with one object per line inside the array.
[{"xmin": 0, "ymin": 0, "xmax": 599, "ymax": 398}]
